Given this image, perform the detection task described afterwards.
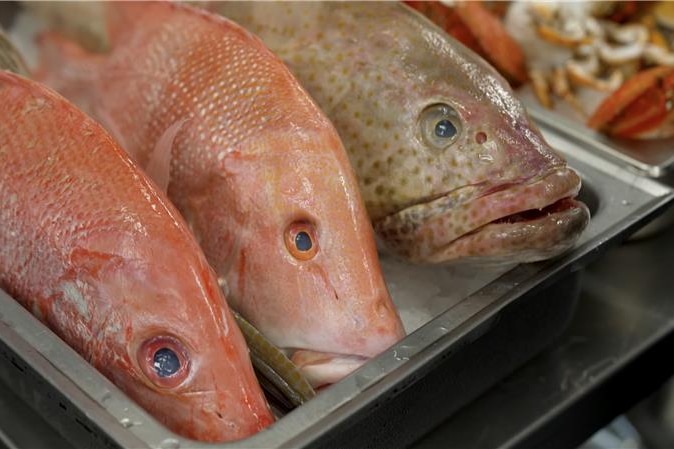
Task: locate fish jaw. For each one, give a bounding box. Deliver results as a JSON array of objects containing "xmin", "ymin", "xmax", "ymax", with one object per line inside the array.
[{"xmin": 374, "ymin": 168, "xmax": 589, "ymax": 264}]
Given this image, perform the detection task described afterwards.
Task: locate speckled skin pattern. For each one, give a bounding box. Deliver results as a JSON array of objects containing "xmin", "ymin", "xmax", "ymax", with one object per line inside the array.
[
  {"xmin": 0, "ymin": 72, "xmax": 272, "ymax": 442},
  {"xmin": 38, "ymin": 2, "xmax": 404, "ymax": 387},
  {"xmin": 214, "ymin": 2, "xmax": 590, "ymax": 264}
]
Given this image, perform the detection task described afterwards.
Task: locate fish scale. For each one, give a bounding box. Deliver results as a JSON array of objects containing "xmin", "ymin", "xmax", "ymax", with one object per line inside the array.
[
  {"xmin": 0, "ymin": 71, "xmax": 273, "ymax": 442},
  {"xmin": 38, "ymin": 1, "xmax": 405, "ymax": 388}
]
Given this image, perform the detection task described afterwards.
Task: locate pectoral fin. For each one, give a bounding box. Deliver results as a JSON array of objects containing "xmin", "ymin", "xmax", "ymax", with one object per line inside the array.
[{"xmin": 145, "ymin": 119, "xmax": 188, "ymax": 193}]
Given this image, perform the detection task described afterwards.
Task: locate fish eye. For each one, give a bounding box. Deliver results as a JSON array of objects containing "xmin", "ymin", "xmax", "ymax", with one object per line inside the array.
[
  {"xmin": 153, "ymin": 348, "xmax": 180, "ymax": 377},
  {"xmin": 138, "ymin": 336, "xmax": 190, "ymax": 389},
  {"xmin": 285, "ymin": 221, "xmax": 318, "ymax": 261},
  {"xmin": 419, "ymin": 103, "xmax": 462, "ymax": 150}
]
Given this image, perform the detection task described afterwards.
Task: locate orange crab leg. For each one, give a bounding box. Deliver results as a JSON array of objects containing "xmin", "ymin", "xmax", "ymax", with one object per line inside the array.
[
  {"xmin": 587, "ymin": 66, "xmax": 674, "ymax": 133},
  {"xmin": 404, "ymin": 1, "xmax": 482, "ymax": 54},
  {"xmin": 608, "ymin": 84, "xmax": 670, "ymax": 138},
  {"xmin": 405, "ymin": 1, "xmax": 528, "ymax": 87}
]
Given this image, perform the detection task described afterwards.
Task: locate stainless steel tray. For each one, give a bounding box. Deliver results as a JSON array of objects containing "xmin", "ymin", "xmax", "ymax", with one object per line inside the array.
[
  {"xmin": 519, "ymin": 88, "xmax": 674, "ymax": 178},
  {"xmin": 1, "ymin": 127, "xmax": 672, "ymax": 449}
]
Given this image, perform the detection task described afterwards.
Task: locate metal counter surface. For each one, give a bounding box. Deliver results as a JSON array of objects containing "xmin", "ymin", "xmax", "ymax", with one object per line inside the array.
[
  {"xmin": 414, "ymin": 223, "xmax": 674, "ymax": 449},
  {"xmin": 0, "ymin": 226, "xmax": 672, "ymax": 449}
]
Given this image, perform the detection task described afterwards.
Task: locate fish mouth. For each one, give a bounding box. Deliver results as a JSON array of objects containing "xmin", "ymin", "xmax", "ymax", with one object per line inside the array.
[
  {"xmin": 375, "ymin": 168, "xmax": 590, "ymax": 264},
  {"xmin": 288, "ymin": 349, "xmax": 369, "ymax": 388}
]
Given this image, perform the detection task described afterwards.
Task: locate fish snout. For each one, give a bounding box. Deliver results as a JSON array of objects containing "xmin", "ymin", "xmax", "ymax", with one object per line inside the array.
[
  {"xmin": 475, "ymin": 118, "xmax": 566, "ymax": 185},
  {"xmin": 346, "ymin": 290, "xmax": 406, "ymax": 357},
  {"xmin": 370, "ymin": 294, "xmax": 406, "ymax": 350},
  {"xmin": 180, "ymin": 390, "xmax": 273, "ymax": 442},
  {"xmin": 287, "ymin": 293, "xmax": 405, "ymax": 388}
]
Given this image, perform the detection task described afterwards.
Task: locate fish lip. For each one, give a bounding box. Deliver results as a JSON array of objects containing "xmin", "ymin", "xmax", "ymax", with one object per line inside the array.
[
  {"xmin": 438, "ymin": 198, "xmax": 590, "ymax": 264},
  {"xmin": 285, "ymin": 348, "xmax": 370, "ymax": 388},
  {"xmin": 287, "ymin": 348, "xmax": 370, "ymax": 366},
  {"xmin": 375, "ymin": 167, "xmax": 588, "ymax": 262},
  {"xmin": 467, "ymin": 168, "xmax": 583, "ymax": 226},
  {"xmin": 396, "ymin": 166, "xmax": 577, "ymax": 216}
]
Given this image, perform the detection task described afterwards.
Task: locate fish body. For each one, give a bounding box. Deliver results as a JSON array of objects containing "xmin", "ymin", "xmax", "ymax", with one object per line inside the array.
[
  {"xmin": 213, "ymin": 2, "xmax": 590, "ymax": 264},
  {"xmin": 0, "ymin": 71, "xmax": 272, "ymax": 442},
  {"xmin": 37, "ymin": 2, "xmax": 404, "ymax": 387}
]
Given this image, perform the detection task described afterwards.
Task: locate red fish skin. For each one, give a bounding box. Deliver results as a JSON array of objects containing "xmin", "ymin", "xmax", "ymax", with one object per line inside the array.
[
  {"xmin": 37, "ymin": 1, "xmax": 405, "ymax": 386},
  {"xmin": 0, "ymin": 71, "xmax": 273, "ymax": 442}
]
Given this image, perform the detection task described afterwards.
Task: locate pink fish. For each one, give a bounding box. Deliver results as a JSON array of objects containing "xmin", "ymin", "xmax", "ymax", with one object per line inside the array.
[
  {"xmin": 0, "ymin": 71, "xmax": 273, "ymax": 442},
  {"xmin": 37, "ymin": 2, "xmax": 405, "ymax": 388}
]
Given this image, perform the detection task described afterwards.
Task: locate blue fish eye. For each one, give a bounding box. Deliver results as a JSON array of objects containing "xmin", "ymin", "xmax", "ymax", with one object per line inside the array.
[
  {"xmin": 153, "ymin": 348, "xmax": 181, "ymax": 378},
  {"xmin": 435, "ymin": 119, "xmax": 457, "ymax": 138},
  {"xmin": 295, "ymin": 231, "xmax": 312, "ymax": 252},
  {"xmin": 420, "ymin": 103, "xmax": 462, "ymax": 151}
]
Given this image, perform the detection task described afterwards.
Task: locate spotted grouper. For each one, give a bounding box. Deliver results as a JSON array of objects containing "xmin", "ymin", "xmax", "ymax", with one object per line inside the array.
[
  {"xmin": 212, "ymin": 1, "xmax": 591, "ymax": 265},
  {"xmin": 35, "ymin": 1, "xmax": 405, "ymax": 388},
  {"xmin": 0, "ymin": 70, "xmax": 273, "ymax": 442}
]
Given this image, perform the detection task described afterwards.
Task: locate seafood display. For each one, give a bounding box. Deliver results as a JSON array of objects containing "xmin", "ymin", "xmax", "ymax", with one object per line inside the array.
[
  {"xmin": 35, "ymin": 1, "xmax": 405, "ymax": 389},
  {"xmin": 0, "ymin": 70, "xmax": 273, "ymax": 441},
  {"xmin": 212, "ymin": 2, "xmax": 590, "ymax": 265},
  {"xmin": 504, "ymin": 1, "xmax": 674, "ymax": 140},
  {"xmin": 4, "ymin": 2, "xmax": 674, "ymax": 447}
]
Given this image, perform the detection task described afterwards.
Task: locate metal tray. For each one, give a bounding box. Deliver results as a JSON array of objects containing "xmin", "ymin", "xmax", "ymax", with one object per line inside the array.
[
  {"xmin": 0, "ymin": 127, "xmax": 673, "ymax": 449},
  {"xmin": 518, "ymin": 87, "xmax": 674, "ymax": 179}
]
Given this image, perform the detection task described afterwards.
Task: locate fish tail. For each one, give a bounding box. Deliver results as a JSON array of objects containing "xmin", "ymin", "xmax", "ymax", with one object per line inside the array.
[{"xmin": 34, "ymin": 31, "xmax": 102, "ymax": 114}]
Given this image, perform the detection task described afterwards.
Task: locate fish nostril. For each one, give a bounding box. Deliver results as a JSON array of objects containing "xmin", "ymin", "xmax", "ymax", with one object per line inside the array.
[
  {"xmin": 215, "ymin": 411, "xmax": 224, "ymax": 420},
  {"xmin": 476, "ymin": 131, "xmax": 487, "ymax": 144}
]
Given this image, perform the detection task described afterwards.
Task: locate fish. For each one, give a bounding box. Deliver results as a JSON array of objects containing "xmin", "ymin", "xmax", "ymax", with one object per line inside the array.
[
  {"xmin": 0, "ymin": 70, "xmax": 273, "ymax": 442},
  {"xmin": 211, "ymin": 2, "xmax": 591, "ymax": 265},
  {"xmin": 35, "ymin": 1, "xmax": 405, "ymax": 388}
]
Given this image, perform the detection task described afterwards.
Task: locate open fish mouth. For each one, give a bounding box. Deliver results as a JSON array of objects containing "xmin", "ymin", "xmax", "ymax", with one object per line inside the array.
[
  {"xmin": 375, "ymin": 168, "xmax": 590, "ymax": 264},
  {"xmin": 288, "ymin": 349, "xmax": 369, "ymax": 388}
]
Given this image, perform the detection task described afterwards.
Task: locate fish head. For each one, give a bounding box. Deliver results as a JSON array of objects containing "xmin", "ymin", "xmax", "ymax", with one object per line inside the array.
[
  {"xmin": 279, "ymin": 3, "xmax": 589, "ymax": 265},
  {"xmin": 194, "ymin": 129, "xmax": 405, "ymax": 388},
  {"xmin": 69, "ymin": 233, "xmax": 273, "ymax": 442}
]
